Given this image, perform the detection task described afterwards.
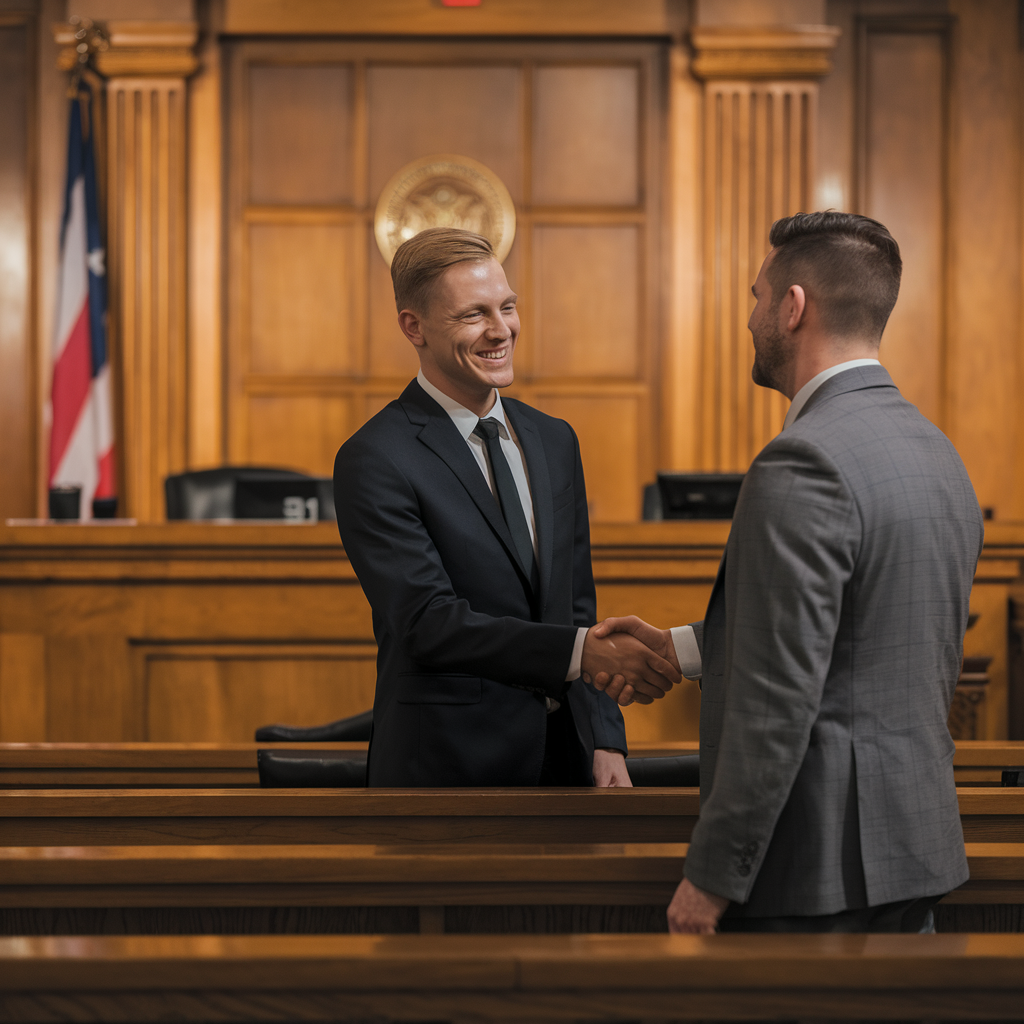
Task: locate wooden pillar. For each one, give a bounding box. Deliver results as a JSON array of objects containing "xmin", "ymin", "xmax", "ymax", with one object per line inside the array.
[
  {"xmin": 686, "ymin": 27, "xmax": 839, "ymax": 472},
  {"xmin": 56, "ymin": 21, "xmax": 198, "ymax": 521}
]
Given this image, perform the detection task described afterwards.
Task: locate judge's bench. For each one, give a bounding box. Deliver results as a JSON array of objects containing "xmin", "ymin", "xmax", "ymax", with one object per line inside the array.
[{"xmin": 0, "ymin": 519, "xmax": 1021, "ymax": 746}]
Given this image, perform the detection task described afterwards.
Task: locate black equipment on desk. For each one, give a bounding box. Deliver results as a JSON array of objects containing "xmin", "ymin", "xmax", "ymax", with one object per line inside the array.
[
  {"xmin": 164, "ymin": 466, "xmax": 336, "ymax": 522},
  {"xmin": 656, "ymin": 473, "xmax": 745, "ymax": 520}
]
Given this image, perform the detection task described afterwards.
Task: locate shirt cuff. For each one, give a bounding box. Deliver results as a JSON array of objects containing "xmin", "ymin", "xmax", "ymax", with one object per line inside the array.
[
  {"xmin": 671, "ymin": 625, "xmax": 702, "ymax": 680},
  {"xmin": 565, "ymin": 626, "xmax": 589, "ymax": 682}
]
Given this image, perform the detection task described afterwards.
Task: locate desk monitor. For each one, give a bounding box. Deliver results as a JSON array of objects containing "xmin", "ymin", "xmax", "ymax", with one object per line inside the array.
[
  {"xmin": 656, "ymin": 473, "xmax": 744, "ymax": 520},
  {"xmin": 233, "ymin": 476, "xmax": 323, "ymax": 522}
]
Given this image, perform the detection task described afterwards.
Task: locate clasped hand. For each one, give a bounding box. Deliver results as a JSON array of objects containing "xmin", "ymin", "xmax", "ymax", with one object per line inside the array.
[{"xmin": 580, "ymin": 616, "xmax": 681, "ymax": 706}]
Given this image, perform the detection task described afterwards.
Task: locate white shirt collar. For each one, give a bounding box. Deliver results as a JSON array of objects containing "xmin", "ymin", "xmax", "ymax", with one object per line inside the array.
[
  {"xmin": 416, "ymin": 369, "xmax": 509, "ymax": 440},
  {"xmin": 783, "ymin": 358, "xmax": 881, "ymax": 431}
]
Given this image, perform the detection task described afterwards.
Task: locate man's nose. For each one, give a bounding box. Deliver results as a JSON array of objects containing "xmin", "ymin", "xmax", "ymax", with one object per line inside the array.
[{"xmin": 484, "ymin": 314, "xmax": 511, "ymax": 339}]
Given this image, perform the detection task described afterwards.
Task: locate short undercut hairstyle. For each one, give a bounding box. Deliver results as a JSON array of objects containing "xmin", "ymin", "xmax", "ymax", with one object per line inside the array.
[
  {"xmin": 766, "ymin": 212, "xmax": 902, "ymax": 341},
  {"xmin": 391, "ymin": 227, "xmax": 495, "ymax": 314}
]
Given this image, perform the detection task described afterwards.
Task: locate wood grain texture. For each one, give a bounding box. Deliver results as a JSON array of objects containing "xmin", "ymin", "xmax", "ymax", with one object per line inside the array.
[
  {"xmin": 0, "ymin": 932, "xmax": 1023, "ymax": 1024},
  {"xmin": 0, "ymin": 20, "xmax": 35, "ymax": 521},
  {"xmin": 0, "ymin": 635, "xmax": 46, "ymax": 742},
  {"xmin": 107, "ymin": 75, "xmax": 191, "ymax": 520},
  {"xmin": 222, "ymin": 0, "xmax": 674, "ymax": 36},
  {"xmin": 699, "ymin": 82, "xmax": 813, "ymax": 470},
  {"xmin": 860, "ymin": 24, "xmax": 947, "ymax": 428},
  {"xmin": 0, "ymin": 521, "xmax": 1021, "ymax": 742}
]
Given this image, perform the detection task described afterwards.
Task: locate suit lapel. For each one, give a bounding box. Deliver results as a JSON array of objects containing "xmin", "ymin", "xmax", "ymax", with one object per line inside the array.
[
  {"xmin": 400, "ymin": 381, "xmax": 527, "ymax": 585},
  {"xmin": 504, "ymin": 402, "xmax": 552, "ymax": 606}
]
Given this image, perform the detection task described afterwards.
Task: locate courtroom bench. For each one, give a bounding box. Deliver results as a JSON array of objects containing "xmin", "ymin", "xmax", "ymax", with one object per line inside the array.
[
  {"xmin": 0, "ymin": 842, "xmax": 1017, "ymax": 938},
  {"xmin": 1, "ymin": 932, "xmax": 1023, "ymax": 1022},
  {"xmin": 0, "ymin": 740, "xmax": 1017, "ymax": 787},
  {"xmin": 0, "ymin": 788, "xmax": 1022, "ymax": 847}
]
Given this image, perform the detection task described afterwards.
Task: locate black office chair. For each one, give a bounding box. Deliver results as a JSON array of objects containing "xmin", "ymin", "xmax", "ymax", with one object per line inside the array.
[
  {"xmin": 164, "ymin": 466, "xmax": 336, "ymax": 521},
  {"xmin": 255, "ymin": 709, "xmax": 373, "ymax": 743},
  {"xmin": 258, "ymin": 749, "xmax": 368, "ymax": 787}
]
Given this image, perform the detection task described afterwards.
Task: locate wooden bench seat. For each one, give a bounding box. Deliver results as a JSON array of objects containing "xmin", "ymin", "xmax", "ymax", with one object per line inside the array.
[
  {"xmin": 0, "ymin": 841, "xmax": 1016, "ymax": 909},
  {"xmin": 1, "ymin": 932, "xmax": 1023, "ymax": 1022},
  {"xmin": 0, "ymin": 787, "xmax": 1021, "ymax": 846},
  {"xmin": 0, "ymin": 739, "xmax": 1017, "ymax": 787}
]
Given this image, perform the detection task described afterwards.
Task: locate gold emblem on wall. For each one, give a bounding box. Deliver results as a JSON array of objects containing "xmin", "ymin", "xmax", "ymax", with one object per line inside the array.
[{"xmin": 374, "ymin": 154, "xmax": 516, "ymax": 266}]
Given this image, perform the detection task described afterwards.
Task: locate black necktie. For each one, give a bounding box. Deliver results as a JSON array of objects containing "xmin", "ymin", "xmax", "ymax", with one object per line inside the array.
[{"xmin": 473, "ymin": 417, "xmax": 537, "ymax": 586}]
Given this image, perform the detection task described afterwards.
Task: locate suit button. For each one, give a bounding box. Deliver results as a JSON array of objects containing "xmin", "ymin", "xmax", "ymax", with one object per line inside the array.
[{"xmin": 737, "ymin": 863, "xmax": 751, "ymax": 877}]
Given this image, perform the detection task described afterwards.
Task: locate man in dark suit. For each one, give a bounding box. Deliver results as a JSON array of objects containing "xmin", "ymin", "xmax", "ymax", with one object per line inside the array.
[
  {"xmin": 334, "ymin": 227, "xmax": 679, "ymax": 787},
  {"xmin": 591, "ymin": 212, "xmax": 983, "ymax": 931}
]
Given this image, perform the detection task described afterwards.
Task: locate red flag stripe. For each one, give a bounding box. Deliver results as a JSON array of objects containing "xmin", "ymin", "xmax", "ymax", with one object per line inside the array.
[
  {"xmin": 48, "ymin": 302, "xmax": 92, "ymax": 481},
  {"xmin": 95, "ymin": 447, "xmax": 116, "ymax": 499}
]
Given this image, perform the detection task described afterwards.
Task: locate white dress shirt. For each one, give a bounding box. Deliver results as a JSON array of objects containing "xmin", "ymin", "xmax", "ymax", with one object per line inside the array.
[
  {"xmin": 668, "ymin": 358, "xmax": 881, "ymax": 679},
  {"xmin": 417, "ymin": 371, "xmax": 588, "ymax": 682}
]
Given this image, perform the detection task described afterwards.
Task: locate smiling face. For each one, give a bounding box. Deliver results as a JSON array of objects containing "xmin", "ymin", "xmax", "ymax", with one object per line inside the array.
[{"xmin": 408, "ymin": 258, "xmax": 519, "ymax": 414}]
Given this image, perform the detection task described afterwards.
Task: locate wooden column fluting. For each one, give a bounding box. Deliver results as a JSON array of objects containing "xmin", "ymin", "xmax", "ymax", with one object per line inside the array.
[
  {"xmin": 690, "ymin": 27, "xmax": 839, "ymax": 472},
  {"xmin": 56, "ymin": 22, "xmax": 198, "ymax": 521}
]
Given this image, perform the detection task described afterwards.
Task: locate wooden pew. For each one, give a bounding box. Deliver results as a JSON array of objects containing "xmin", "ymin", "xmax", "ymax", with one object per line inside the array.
[
  {"xmin": 0, "ymin": 842, "xmax": 1016, "ymax": 937},
  {"xmin": 0, "ymin": 740, "xmax": 1018, "ymax": 788},
  {"xmin": 1, "ymin": 932, "xmax": 1023, "ymax": 1022},
  {"xmin": 0, "ymin": 788, "xmax": 1021, "ymax": 847}
]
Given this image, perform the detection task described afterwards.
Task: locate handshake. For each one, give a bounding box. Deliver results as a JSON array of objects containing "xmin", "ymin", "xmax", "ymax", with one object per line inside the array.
[{"xmin": 580, "ymin": 616, "xmax": 682, "ymax": 707}]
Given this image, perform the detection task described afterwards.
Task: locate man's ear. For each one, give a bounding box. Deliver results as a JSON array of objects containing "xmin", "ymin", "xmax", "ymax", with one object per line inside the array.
[
  {"xmin": 785, "ymin": 285, "xmax": 807, "ymax": 332},
  {"xmin": 398, "ymin": 309, "xmax": 427, "ymax": 348}
]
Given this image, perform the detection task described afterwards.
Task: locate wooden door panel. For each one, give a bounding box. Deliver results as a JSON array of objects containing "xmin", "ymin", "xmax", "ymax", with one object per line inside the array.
[
  {"xmin": 532, "ymin": 65, "xmax": 640, "ymax": 207},
  {"xmin": 863, "ymin": 31, "xmax": 945, "ymax": 425},
  {"xmin": 247, "ymin": 394, "xmax": 354, "ymax": 475},
  {"xmin": 248, "ymin": 223, "xmax": 358, "ymax": 376},
  {"xmin": 146, "ymin": 654, "xmax": 377, "ymax": 743},
  {"xmin": 533, "ymin": 394, "xmax": 640, "ymax": 522},
  {"xmin": 531, "ymin": 225, "xmax": 640, "ymax": 378},
  {"xmin": 248, "ymin": 63, "xmax": 354, "ymax": 205},
  {"xmin": 367, "ymin": 65, "xmax": 524, "ymax": 201}
]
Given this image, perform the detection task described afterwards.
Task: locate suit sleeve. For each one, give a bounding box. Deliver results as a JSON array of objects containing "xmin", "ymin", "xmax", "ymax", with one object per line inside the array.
[
  {"xmin": 565, "ymin": 426, "xmax": 628, "ymax": 752},
  {"xmin": 334, "ymin": 437, "xmax": 577, "ymax": 698},
  {"xmin": 683, "ymin": 436, "xmax": 859, "ymax": 903}
]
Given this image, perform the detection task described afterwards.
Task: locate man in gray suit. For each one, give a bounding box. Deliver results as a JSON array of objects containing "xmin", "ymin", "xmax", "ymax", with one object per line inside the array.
[{"xmin": 590, "ymin": 212, "xmax": 984, "ymax": 933}]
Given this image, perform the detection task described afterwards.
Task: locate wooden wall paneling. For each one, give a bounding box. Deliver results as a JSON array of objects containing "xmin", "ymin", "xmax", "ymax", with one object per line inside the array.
[
  {"xmin": 699, "ymin": 82, "xmax": 814, "ymax": 470},
  {"xmin": 187, "ymin": 8, "xmax": 224, "ymax": 469},
  {"xmin": 228, "ymin": 40, "xmax": 664, "ymax": 519},
  {"xmin": 857, "ymin": 18, "xmax": 949, "ymax": 429},
  {"xmin": 530, "ymin": 392, "xmax": 642, "ymax": 522},
  {"xmin": 246, "ymin": 393, "xmax": 354, "ymax": 477},
  {"xmin": 247, "ymin": 218, "xmax": 358, "ymax": 376},
  {"xmin": 0, "ymin": 633, "xmax": 46, "ymax": 742},
  {"xmin": 222, "ymin": 0, "xmax": 675, "ymax": 37},
  {"xmin": 661, "ymin": 43, "xmax": 704, "ymax": 472},
  {"xmin": 531, "ymin": 224, "xmax": 641, "ymax": 379},
  {"xmin": 0, "ymin": 15, "xmax": 35, "ymax": 520},
  {"xmin": 141, "ymin": 643, "xmax": 378, "ymax": 742},
  {"xmin": 107, "ymin": 76, "xmax": 190, "ymax": 520},
  {"xmin": 946, "ymin": 0, "xmax": 1022, "ymax": 520},
  {"xmin": 531, "ymin": 64, "xmax": 640, "ymax": 206}
]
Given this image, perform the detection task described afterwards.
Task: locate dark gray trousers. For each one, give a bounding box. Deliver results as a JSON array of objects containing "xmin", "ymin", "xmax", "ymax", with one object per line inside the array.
[{"xmin": 718, "ymin": 895, "xmax": 942, "ymax": 934}]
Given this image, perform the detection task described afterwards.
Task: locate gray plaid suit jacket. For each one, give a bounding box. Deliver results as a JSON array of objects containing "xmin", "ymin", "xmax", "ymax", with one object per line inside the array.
[{"xmin": 684, "ymin": 365, "xmax": 984, "ymax": 918}]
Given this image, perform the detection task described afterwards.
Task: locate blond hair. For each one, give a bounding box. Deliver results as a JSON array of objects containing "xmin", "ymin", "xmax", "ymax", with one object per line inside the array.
[{"xmin": 391, "ymin": 227, "xmax": 495, "ymax": 313}]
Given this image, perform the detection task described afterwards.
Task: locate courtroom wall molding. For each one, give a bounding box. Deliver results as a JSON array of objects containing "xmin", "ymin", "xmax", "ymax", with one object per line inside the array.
[
  {"xmin": 689, "ymin": 25, "xmax": 841, "ymax": 79},
  {"xmin": 54, "ymin": 20, "xmax": 198, "ymax": 77},
  {"xmin": 221, "ymin": 0, "xmax": 683, "ymax": 37}
]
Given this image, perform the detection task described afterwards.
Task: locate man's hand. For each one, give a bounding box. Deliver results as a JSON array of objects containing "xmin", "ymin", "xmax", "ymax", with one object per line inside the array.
[
  {"xmin": 580, "ymin": 626, "xmax": 681, "ymax": 707},
  {"xmin": 592, "ymin": 748, "xmax": 632, "ymax": 787},
  {"xmin": 583, "ymin": 616, "xmax": 680, "ymax": 706},
  {"xmin": 667, "ymin": 877, "xmax": 729, "ymax": 934}
]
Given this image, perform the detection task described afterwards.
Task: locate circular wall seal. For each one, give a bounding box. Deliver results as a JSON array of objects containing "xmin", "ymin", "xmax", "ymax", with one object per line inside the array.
[{"xmin": 374, "ymin": 154, "xmax": 516, "ymax": 267}]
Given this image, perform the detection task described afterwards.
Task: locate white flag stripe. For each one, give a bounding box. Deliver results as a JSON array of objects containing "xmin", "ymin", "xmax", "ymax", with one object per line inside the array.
[
  {"xmin": 92, "ymin": 363, "xmax": 114, "ymax": 455},
  {"xmin": 52, "ymin": 389, "xmax": 100, "ymax": 520},
  {"xmin": 53, "ymin": 177, "xmax": 89, "ymax": 361}
]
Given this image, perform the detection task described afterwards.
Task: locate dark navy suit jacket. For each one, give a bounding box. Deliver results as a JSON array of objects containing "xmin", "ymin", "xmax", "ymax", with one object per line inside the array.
[{"xmin": 333, "ymin": 379, "xmax": 627, "ymax": 786}]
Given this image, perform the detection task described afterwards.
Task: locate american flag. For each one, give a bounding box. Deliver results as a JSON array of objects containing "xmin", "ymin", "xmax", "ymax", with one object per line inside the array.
[{"xmin": 48, "ymin": 82, "xmax": 115, "ymax": 519}]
